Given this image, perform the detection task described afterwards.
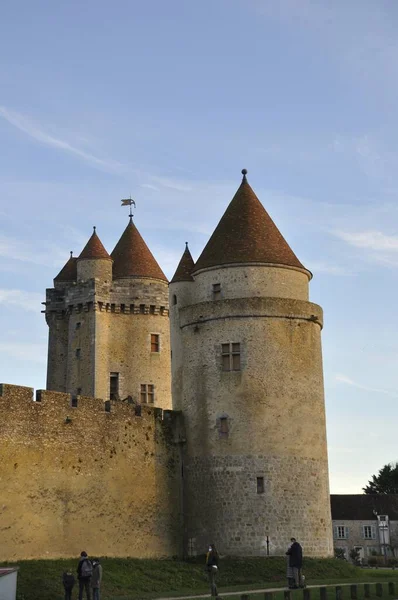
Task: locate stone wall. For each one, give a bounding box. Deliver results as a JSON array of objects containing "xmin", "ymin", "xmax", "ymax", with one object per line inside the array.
[
  {"xmin": 171, "ymin": 282, "xmax": 332, "ymax": 557},
  {"xmin": 0, "ymin": 384, "xmax": 182, "ymax": 561}
]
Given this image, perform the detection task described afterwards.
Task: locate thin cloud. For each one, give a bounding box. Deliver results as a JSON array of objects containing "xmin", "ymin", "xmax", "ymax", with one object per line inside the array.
[
  {"xmin": 0, "ymin": 233, "xmax": 66, "ymax": 268},
  {"xmin": 334, "ymin": 230, "xmax": 398, "ymax": 251},
  {"xmin": 0, "ymin": 289, "xmax": 43, "ymax": 312},
  {"xmin": 0, "ymin": 106, "xmax": 124, "ymax": 173},
  {"xmin": 305, "ymin": 260, "xmax": 354, "ymax": 276},
  {"xmin": 0, "ymin": 341, "xmax": 46, "ymax": 364},
  {"xmin": 335, "ymin": 373, "xmax": 398, "ymax": 398}
]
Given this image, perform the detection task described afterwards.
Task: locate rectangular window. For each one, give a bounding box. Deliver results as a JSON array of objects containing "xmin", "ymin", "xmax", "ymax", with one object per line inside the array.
[
  {"xmin": 212, "ymin": 283, "xmax": 221, "ymax": 300},
  {"xmin": 76, "ymin": 322, "xmax": 81, "ymax": 330},
  {"xmin": 151, "ymin": 334, "xmax": 160, "ymax": 353},
  {"xmin": 109, "ymin": 372, "xmax": 119, "ymax": 400},
  {"xmin": 363, "ymin": 526, "xmax": 375, "ymax": 539},
  {"xmin": 220, "ymin": 417, "xmax": 228, "ymax": 434},
  {"xmin": 257, "ymin": 477, "xmax": 265, "ymax": 494},
  {"xmin": 75, "ymin": 348, "xmax": 81, "ymax": 359},
  {"xmin": 140, "ymin": 304, "xmax": 145, "ymax": 314},
  {"xmin": 141, "ymin": 384, "xmax": 155, "ymax": 404},
  {"xmin": 221, "ymin": 342, "xmax": 241, "ymax": 371},
  {"xmin": 335, "ymin": 526, "xmax": 348, "ymax": 539},
  {"xmin": 149, "ymin": 305, "xmax": 155, "ymax": 314}
]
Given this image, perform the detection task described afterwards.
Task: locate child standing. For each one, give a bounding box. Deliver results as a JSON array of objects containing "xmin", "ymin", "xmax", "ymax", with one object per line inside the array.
[{"xmin": 62, "ymin": 568, "xmax": 76, "ymax": 600}]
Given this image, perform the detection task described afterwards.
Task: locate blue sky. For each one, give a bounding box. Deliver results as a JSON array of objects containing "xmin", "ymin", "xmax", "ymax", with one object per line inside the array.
[{"xmin": 1, "ymin": 0, "xmax": 398, "ymax": 494}]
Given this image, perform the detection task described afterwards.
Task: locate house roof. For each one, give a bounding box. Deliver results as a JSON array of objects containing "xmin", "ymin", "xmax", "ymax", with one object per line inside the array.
[
  {"xmin": 331, "ymin": 494, "xmax": 398, "ymax": 520},
  {"xmin": 193, "ymin": 170, "xmax": 306, "ymax": 274},
  {"xmin": 111, "ymin": 219, "xmax": 167, "ymax": 281},
  {"xmin": 79, "ymin": 228, "xmax": 111, "ymax": 260},
  {"xmin": 54, "ymin": 253, "xmax": 77, "ymax": 282},
  {"xmin": 171, "ymin": 243, "xmax": 195, "ymax": 283}
]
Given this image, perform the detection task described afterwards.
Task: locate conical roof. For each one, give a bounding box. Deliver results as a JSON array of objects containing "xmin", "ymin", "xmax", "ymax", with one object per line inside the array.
[
  {"xmin": 171, "ymin": 243, "xmax": 195, "ymax": 283},
  {"xmin": 79, "ymin": 227, "xmax": 111, "ymax": 260},
  {"xmin": 111, "ymin": 219, "xmax": 167, "ymax": 281},
  {"xmin": 54, "ymin": 253, "xmax": 77, "ymax": 282},
  {"xmin": 193, "ymin": 170, "xmax": 306, "ymax": 273}
]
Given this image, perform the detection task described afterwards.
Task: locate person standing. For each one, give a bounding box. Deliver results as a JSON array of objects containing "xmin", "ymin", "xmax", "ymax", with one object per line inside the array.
[
  {"xmin": 206, "ymin": 544, "xmax": 220, "ymax": 599},
  {"xmin": 77, "ymin": 551, "xmax": 93, "ymax": 600},
  {"xmin": 91, "ymin": 558, "xmax": 103, "ymax": 600},
  {"xmin": 286, "ymin": 538, "xmax": 303, "ymax": 589},
  {"xmin": 62, "ymin": 567, "xmax": 75, "ymax": 600}
]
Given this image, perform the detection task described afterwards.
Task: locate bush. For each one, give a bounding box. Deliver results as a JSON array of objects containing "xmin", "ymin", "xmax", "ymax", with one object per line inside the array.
[
  {"xmin": 334, "ymin": 548, "xmax": 347, "ymax": 560},
  {"xmin": 368, "ymin": 555, "xmax": 385, "ymax": 568},
  {"xmin": 349, "ymin": 548, "xmax": 361, "ymax": 566},
  {"xmin": 387, "ymin": 557, "xmax": 398, "ymax": 568}
]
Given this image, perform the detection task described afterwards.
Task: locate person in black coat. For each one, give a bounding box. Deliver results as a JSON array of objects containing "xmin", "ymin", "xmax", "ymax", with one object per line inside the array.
[
  {"xmin": 286, "ymin": 538, "xmax": 303, "ymax": 589},
  {"xmin": 206, "ymin": 544, "xmax": 220, "ymax": 598}
]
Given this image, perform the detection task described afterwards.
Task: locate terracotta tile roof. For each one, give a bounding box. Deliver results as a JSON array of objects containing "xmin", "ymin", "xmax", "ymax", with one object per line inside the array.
[
  {"xmin": 54, "ymin": 253, "xmax": 77, "ymax": 282},
  {"xmin": 171, "ymin": 243, "xmax": 195, "ymax": 283},
  {"xmin": 193, "ymin": 170, "xmax": 306, "ymax": 273},
  {"xmin": 79, "ymin": 227, "xmax": 111, "ymax": 260},
  {"xmin": 331, "ymin": 494, "xmax": 398, "ymax": 520},
  {"xmin": 111, "ymin": 219, "xmax": 168, "ymax": 282}
]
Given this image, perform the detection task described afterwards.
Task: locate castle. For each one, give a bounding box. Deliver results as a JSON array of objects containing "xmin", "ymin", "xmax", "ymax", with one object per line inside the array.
[{"xmin": 0, "ymin": 170, "xmax": 333, "ymax": 561}]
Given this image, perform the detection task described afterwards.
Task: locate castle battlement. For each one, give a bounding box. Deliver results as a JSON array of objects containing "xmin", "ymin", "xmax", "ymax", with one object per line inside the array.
[
  {"xmin": 0, "ymin": 383, "xmax": 179, "ymax": 428},
  {"xmin": 44, "ymin": 300, "xmax": 169, "ymax": 318}
]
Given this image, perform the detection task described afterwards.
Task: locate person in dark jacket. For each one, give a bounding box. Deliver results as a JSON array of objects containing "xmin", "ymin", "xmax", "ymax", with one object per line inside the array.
[
  {"xmin": 77, "ymin": 551, "xmax": 93, "ymax": 600},
  {"xmin": 286, "ymin": 538, "xmax": 303, "ymax": 589},
  {"xmin": 62, "ymin": 568, "xmax": 75, "ymax": 600},
  {"xmin": 206, "ymin": 544, "xmax": 220, "ymax": 599},
  {"xmin": 91, "ymin": 558, "xmax": 103, "ymax": 600}
]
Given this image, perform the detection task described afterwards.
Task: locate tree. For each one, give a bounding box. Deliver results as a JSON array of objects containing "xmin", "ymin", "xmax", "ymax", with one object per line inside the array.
[{"xmin": 363, "ymin": 463, "xmax": 398, "ymax": 494}]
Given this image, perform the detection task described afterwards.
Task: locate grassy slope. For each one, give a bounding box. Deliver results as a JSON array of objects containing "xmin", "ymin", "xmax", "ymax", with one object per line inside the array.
[{"xmin": 8, "ymin": 556, "xmax": 398, "ymax": 600}]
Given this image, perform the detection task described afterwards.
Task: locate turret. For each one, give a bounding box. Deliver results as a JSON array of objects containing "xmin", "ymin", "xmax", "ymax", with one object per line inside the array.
[
  {"xmin": 169, "ymin": 242, "xmax": 195, "ymax": 411},
  {"xmin": 170, "ymin": 170, "xmax": 333, "ymax": 557},
  {"xmin": 77, "ymin": 226, "xmax": 113, "ymax": 282}
]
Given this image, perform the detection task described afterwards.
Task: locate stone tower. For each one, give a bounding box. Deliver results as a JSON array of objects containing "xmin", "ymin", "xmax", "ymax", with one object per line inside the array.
[
  {"xmin": 45, "ymin": 218, "xmax": 171, "ymax": 409},
  {"xmin": 169, "ymin": 170, "xmax": 333, "ymax": 557}
]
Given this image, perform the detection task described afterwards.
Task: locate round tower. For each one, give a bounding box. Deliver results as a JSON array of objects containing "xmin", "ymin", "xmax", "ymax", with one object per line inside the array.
[
  {"xmin": 170, "ymin": 170, "xmax": 333, "ymax": 557},
  {"xmin": 76, "ymin": 226, "xmax": 113, "ymax": 282}
]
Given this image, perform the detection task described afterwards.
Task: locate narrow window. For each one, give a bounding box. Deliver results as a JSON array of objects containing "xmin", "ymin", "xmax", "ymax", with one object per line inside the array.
[
  {"xmin": 109, "ymin": 372, "xmax": 119, "ymax": 400},
  {"xmin": 148, "ymin": 384, "xmax": 155, "ymax": 404},
  {"xmin": 141, "ymin": 384, "xmax": 147, "ymax": 404},
  {"xmin": 220, "ymin": 417, "xmax": 228, "ymax": 434},
  {"xmin": 121, "ymin": 303, "xmax": 126, "ymax": 313},
  {"xmin": 212, "ymin": 283, "xmax": 221, "ymax": 300},
  {"xmin": 173, "ymin": 295, "xmax": 177, "ymax": 305},
  {"xmin": 130, "ymin": 304, "xmax": 135, "ymax": 313},
  {"xmin": 139, "ymin": 304, "xmax": 145, "ymax": 314},
  {"xmin": 76, "ymin": 322, "xmax": 81, "ymax": 330},
  {"xmin": 151, "ymin": 334, "xmax": 160, "ymax": 352},
  {"xmin": 75, "ymin": 348, "xmax": 81, "ymax": 359},
  {"xmin": 71, "ymin": 396, "xmax": 78, "ymax": 408},
  {"xmin": 257, "ymin": 477, "xmax": 265, "ymax": 494},
  {"xmin": 221, "ymin": 342, "xmax": 241, "ymax": 371},
  {"xmin": 149, "ymin": 305, "xmax": 155, "ymax": 314},
  {"xmin": 104, "ymin": 400, "xmax": 111, "ymax": 412},
  {"xmin": 111, "ymin": 303, "xmax": 116, "ymax": 313}
]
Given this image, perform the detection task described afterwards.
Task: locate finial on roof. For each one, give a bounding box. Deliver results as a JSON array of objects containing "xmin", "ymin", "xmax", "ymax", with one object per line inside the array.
[
  {"xmin": 185, "ymin": 241, "xmax": 188, "ymax": 248},
  {"xmin": 93, "ymin": 226, "xmax": 96, "ymax": 232},
  {"xmin": 70, "ymin": 251, "xmax": 73, "ymax": 258},
  {"xmin": 241, "ymin": 168, "xmax": 248, "ymax": 182}
]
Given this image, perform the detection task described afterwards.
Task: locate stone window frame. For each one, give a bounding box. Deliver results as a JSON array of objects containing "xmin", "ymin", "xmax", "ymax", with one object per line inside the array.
[
  {"xmin": 140, "ymin": 383, "xmax": 155, "ymax": 404},
  {"xmin": 221, "ymin": 342, "xmax": 241, "ymax": 371},
  {"xmin": 109, "ymin": 372, "xmax": 119, "ymax": 400},
  {"xmin": 256, "ymin": 476, "xmax": 265, "ymax": 494},
  {"xmin": 150, "ymin": 333, "xmax": 160, "ymax": 353},
  {"xmin": 212, "ymin": 283, "xmax": 221, "ymax": 300}
]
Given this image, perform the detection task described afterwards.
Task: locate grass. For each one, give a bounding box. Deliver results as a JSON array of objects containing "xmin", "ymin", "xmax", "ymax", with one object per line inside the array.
[{"xmin": 6, "ymin": 556, "xmax": 398, "ymax": 600}]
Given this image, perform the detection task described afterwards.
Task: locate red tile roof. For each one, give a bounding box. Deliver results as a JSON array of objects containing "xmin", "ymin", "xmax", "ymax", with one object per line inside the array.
[
  {"xmin": 54, "ymin": 253, "xmax": 77, "ymax": 282},
  {"xmin": 194, "ymin": 171, "xmax": 306, "ymax": 273},
  {"xmin": 111, "ymin": 219, "xmax": 167, "ymax": 281},
  {"xmin": 171, "ymin": 243, "xmax": 195, "ymax": 283},
  {"xmin": 79, "ymin": 228, "xmax": 111, "ymax": 260}
]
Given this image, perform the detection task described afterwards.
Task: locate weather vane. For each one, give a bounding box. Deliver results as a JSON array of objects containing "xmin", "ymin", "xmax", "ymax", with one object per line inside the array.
[{"xmin": 121, "ymin": 195, "xmax": 136, "ymax": 221}]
